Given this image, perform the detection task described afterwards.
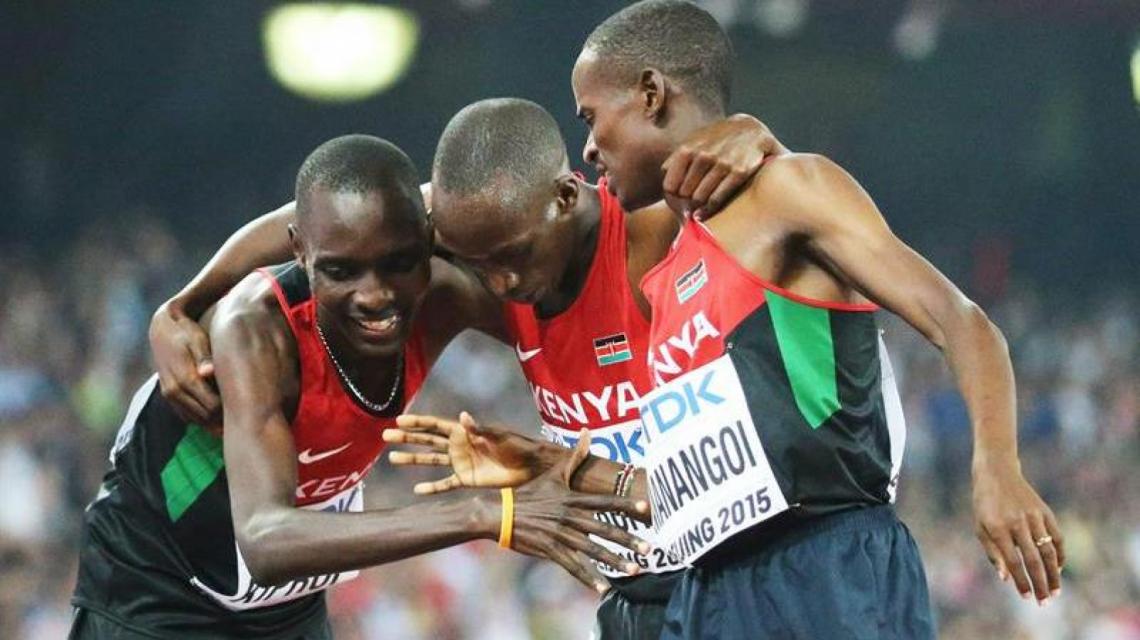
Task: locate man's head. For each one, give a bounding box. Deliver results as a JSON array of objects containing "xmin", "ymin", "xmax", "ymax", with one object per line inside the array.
[
  {"xmin": 431, "ymin": 98, "xmax": 583, "ymax": 304},
  {"xmin": 573, "ymin": 0, "xmax": 733, "ymax": 210},
  {"xmin": 292, "ymin": 134, "xmax": 432, "ymax": 357}
]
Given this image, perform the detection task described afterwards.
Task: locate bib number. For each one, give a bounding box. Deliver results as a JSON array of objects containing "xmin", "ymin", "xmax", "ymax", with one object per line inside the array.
[{"xmin": 639, "ymin": 355, "xmax": 788, "ymax": 565}]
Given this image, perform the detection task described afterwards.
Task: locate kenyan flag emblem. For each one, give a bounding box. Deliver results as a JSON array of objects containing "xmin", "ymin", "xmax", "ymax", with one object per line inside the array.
[
  {"xmin": 593, "ymin": 333, "xmax": 633, "ymax": 367},
  {"xmin": 675, "ymin": 259, "xmax": 708, "ymax": 303}
]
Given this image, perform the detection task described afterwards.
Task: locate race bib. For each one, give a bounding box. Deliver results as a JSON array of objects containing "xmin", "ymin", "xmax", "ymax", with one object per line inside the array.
[
  {"xmin": 190, "ymin": 484, "xmax": 364, "ymax": 610},
  {"xmin": 542, "ymin": 421, "xmax": 684, "ymax": 576},
  {"xmin": 639, "ymin": 355, "xmax": 789, "ymax": 565}
]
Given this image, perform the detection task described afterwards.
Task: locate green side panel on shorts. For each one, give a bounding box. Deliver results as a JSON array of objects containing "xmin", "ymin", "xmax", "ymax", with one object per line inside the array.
[
  {"xmin": 764, "ymin": 290, "xmax": 841, "ymax": 429},
  {"xmin": 161, "ymin": 424, "xmax": 224, "ymax": 522}
]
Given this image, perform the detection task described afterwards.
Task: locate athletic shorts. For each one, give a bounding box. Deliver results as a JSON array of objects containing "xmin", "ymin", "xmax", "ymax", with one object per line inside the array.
[
  {"xmin": 593, "ymin": 588, "xmax": 668, "ymax": 640},
  {"xmin": 68, "ymin": 607, "xmax": 333, "ymax": 640},
  {"xmin": 661, "ymin": 505, "xmax": 935, "ymax": 640}
]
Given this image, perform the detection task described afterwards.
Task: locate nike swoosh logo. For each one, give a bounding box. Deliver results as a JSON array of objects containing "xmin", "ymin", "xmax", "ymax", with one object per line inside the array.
[
  {"xmin": 298, "ymin": 443, "xmax": 352, "ymax": 464},
  {"xmin": 515, "ymin": 343, "xmax": 542, "ymax": 362}
]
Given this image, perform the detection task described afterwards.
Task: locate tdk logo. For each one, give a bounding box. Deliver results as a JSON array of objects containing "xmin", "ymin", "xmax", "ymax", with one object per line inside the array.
[
  {"xmin": 643, "ymin": 369, "xmax": 725, "ymax": 436},
  {"xmin": 558, "ymin": 429, "xmax": 645, "ymax": 463}
]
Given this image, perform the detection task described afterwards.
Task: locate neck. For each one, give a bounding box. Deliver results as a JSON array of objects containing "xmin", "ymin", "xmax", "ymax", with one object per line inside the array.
[{"xmin": 534, "ymin": 184, "xmax": 603, "ymax": 318}]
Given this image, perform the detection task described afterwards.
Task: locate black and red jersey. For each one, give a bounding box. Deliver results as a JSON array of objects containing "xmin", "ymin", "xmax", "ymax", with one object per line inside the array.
[
  {"xmin": 73, "ymin": 262, "xmax": 428, "ymax": 638},
  {"xmin": 637, "ymin": 217, "xmax": 903, "ymax": 564}
]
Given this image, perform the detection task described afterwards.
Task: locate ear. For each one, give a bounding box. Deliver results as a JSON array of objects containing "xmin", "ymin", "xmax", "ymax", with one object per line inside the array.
[
  {"xmin": 639, "ymin": 68, "xmax": 668, "ymax": 121},
  {"xmin": 553, "ymin": 173, "xmax": 580, "ymax": 218},
  {"xmin": 288, "ymin": 224, "xmax": 307, "ymax": 268}
]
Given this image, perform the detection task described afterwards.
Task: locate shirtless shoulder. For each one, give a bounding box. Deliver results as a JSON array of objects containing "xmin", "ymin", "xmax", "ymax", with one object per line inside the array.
[{"xmin": 206, "ymin": 270, "xmax": 301, "ymax": 415}]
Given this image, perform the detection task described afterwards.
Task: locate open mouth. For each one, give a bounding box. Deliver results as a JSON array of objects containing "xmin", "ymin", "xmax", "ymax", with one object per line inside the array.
[{"xmin": 353, "ymin": 307, "xmax": 402, "ymax": 341}]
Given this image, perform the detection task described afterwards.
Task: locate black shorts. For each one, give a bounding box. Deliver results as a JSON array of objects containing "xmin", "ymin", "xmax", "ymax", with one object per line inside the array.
[
  {"xmin": 594, "ymin": 589, "xmax": 668, "ymax": 640},
  {"xmin": 661, "ymin": 506, "xmax": 935, "ymax": 640},
  {"xmin": 68, "ymin": 607, "xmax": 332, "ymax": 640}
]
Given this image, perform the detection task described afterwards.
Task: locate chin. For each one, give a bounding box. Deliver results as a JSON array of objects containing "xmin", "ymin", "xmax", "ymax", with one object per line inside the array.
[{"xmin": 354, "ymin": 337, "xmax": 406, "ymax": 359}]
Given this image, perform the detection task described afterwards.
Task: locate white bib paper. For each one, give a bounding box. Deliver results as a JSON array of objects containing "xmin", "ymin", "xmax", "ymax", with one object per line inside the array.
[{"xmin": 639, "ymin": 354, "xmax": 789, "ymax": 565}]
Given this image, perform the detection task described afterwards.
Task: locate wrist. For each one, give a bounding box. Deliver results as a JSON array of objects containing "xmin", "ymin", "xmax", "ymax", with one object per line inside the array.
[
  {"xmin": 467, "ymin": 493, "xmax": 500, "ymax": 540},
  {"xmin": 971, "ymin": 452, "xmax": 1021, "ymax": 480}
]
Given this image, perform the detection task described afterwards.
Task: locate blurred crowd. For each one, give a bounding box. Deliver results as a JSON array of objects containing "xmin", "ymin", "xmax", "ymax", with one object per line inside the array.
[{"xmin": 1, "ymin": 217, "xmax": 1137, "ymax": 640}]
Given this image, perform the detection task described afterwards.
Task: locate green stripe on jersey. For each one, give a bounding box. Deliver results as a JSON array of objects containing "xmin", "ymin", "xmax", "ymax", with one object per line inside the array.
[
  {"xmin": 765, "ymin": 291, "xmax": 841, "ymax": 429},
  {"xmin": 161, "ymin": 424, "xmax": 224, "ymax": 522}
]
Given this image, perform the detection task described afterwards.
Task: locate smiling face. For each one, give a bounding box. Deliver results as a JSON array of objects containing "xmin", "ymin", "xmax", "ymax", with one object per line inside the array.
[
  {"xmin": 572, "ymin": 48, "xmax": 675, "ymax": 211},
  {"xmin": 293, "ymin": 186, "xmax": 432, "ymax": 358}
]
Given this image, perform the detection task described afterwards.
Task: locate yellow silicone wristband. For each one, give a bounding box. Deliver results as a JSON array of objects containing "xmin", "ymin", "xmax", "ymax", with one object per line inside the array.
[{"xmin": 498, "ymin": 487, "xmax": 515, "ymax": 549}]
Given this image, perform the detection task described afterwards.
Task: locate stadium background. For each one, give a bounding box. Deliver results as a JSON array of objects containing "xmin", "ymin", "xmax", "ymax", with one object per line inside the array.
[{"xmin": 2, "ymin": 1, "xmax": 1138, "ymax": 638}]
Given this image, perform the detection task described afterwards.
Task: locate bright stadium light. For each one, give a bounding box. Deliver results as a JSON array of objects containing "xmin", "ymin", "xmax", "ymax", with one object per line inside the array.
[
  {"xmin": 263, "ymin": 3, "xmax": 419, "ymax": 103},
  {"xmin": 1132, "ymin": 39, "xmax": 1140, "ymax": 106}
]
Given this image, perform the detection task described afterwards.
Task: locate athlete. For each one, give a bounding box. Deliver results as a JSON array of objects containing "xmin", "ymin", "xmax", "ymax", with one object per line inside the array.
[
  {"xmin": 146, "ymin": 110, "xmax": 785, "ymax": 639},
  {"xmin": 570, "ymin": 1, "xmax": 1063, "ymax": 637},
  {"xmin": 69, "ymin": 135, "xmax": 647, "ymax": 639},
  {"xmin": 393, "ymin": 1, "xmax": 1065, "ymax": 638}
]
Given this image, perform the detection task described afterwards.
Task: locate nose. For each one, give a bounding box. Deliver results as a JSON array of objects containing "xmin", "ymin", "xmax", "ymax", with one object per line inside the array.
[
  {"xmin": 582, "ymin": 131, "xmax": 599, "ymax": 167},
  {"xmin": 353, "ymin": 270, "xmax": 395, "ymax": 312},
  {"xmin": 485, "ymin": 269, "xmax": 520, "ymax": 298}
]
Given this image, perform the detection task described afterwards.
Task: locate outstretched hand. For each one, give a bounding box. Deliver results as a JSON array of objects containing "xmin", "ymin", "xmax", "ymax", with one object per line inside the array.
[
  {"xmin": 504, "ymin": 429, "xmax": 650, "ymax": 592},
  {"xmin": 385, "ymin": 412, "xmax": 558, "ymax": 494}
]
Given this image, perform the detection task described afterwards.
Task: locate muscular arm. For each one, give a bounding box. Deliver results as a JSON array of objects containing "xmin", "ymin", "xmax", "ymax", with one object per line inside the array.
[
  {"xmin": 753, "ymin": 155, "xmax": 1017, "ymax": 471},
  {"xmin": 742, "ymin": 154, "xmax": 1062, "ymax": 601},
  {"xmin": 209, "ymin": 276, "xmax": 495, "ymax": 584}
]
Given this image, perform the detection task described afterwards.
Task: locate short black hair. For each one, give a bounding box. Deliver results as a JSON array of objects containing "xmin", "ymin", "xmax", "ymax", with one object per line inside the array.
[
  {"xmin": 584, "ymin": 0, "xmax": 732, "ymax": 113},
  {"xmin": 295, "ymin": 134, "xmax": 425, "ymax": 225},
  {"xmin": 432, "ymin": 98, "xmax": 568, "ymax": 215}
]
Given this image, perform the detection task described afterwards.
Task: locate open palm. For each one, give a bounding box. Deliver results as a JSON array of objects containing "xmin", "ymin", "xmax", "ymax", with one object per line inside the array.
[{"xmin": 385, "ymin": 412, "xmax": 549, "ymax": 494}]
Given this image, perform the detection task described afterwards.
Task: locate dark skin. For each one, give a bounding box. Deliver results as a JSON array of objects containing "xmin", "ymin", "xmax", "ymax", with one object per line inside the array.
[
  {"xmin": 151, "ymin": 118, "xmax": 784, "ymax": 426},
  {"xmin": 390, "ymin": 38, "xmax": 1066, "ymax": 608},
  {"xmin": 569, "ymin": 45, "xmax": 1064, "ymax": 603},
  {"xmin": 204, "ymin": 183, "xmax": 649, "ymax": 591},
  {"xmin": 148, "ymin": 119, "xmax": 783, "ymax": 589}
]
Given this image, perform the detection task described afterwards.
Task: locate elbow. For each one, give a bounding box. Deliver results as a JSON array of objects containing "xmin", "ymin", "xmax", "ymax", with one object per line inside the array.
[
  {"xmin": 236, "ymin": 512, "xmax": 294, "ymax": 585},
  {"xmin": 939, "ymin": 299, "xmax": 1007, "ymax": 354}
]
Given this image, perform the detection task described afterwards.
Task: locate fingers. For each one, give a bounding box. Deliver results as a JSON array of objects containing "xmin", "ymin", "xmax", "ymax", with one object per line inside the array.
[
  {"xmin": 532, "ymin": 535, "xmax": 609, "ymax": 594},
  {"xmin": 161, "ymin": 379, "xmax": 214, "ymax": 425},
  {"xmin": 1043, "ymin": 508, "xmax": 1066, "ymax": 570},
  {"xmin": 687, "ymin": 164, "xmax": 730, "ymax": 212},
  {"xmin": 677, "ymin": 152, "xmax": 716, "ymax": 201},
  {"xmin": 382, "ymin": 429, "xmax": 449, "ymax": 451},
  {"xmin": 561, "ymin": 429, "xmax": 592, "ymax": 487},
  {"xmin": 563, "ymin": 514, "xmax": 649, "ymax": 558},
  {"xmin": 702, "ymin": 166, "xmax": 751, "ymax": 217},
  {"xmin": 459, "ymin": 411, "xmax": 480, "ymax": 430},
  {"xmin": 183, "ymin": 336, "xmax": 221, "ymax": 416},
  {"xmin": 977, "ymin": 530, "xmax": 1009, "ymax": 583},
  {"xmin": 552, "ymin": 523, "xmax": 640, "ymax": 576},
  {"xmin": 412, "ymin": 474, "xmax": 463, "ymax": 495},
  {"xmin": 1012, "ymin": 522, "xmax": 1051, "ymax": 602},
  {"xmin": 1028, "ymin": 513, "xmax": 1062, "ymax": 598},
  {"xmin": 395, "ymin": 414, "xmax": 460, "ymax": 436},
  {"xmin": 661, "ymin": 151, "xmax": 690, "ymax": 199},
  {"xmin": 387, "ymin": 450, "xmax": 450, "ymax": 467},
  {"xmin": 567, "ymin": 494, "xmax": 650, "ymax": 522},
  {"xmin": 987, "ymin": 526, "xmax": 1033, "ymax": 599}
]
